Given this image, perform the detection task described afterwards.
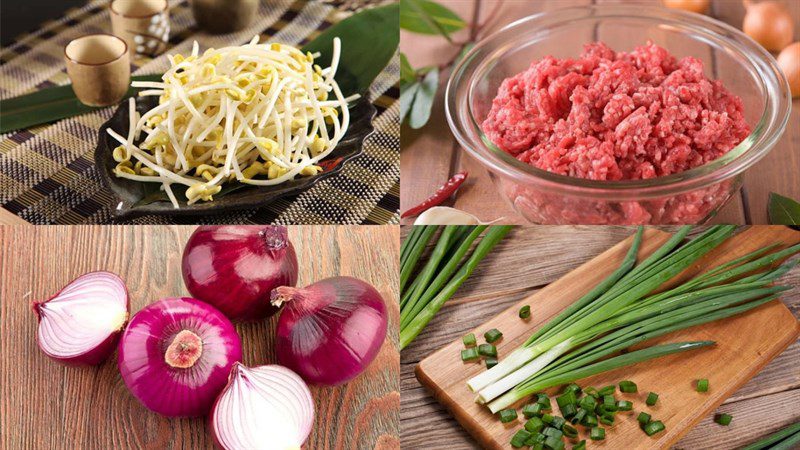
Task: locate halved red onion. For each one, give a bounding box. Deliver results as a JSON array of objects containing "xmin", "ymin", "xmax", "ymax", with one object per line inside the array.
[
  {"xmin": 118, "ymin": 297, "xmax": 242, "ymax": 417},
  {"xmin": 211, "ymin": 363, "xmax": 314, "ymax": 450},
  {"xmin": 272, "ymin": 276, "xmax": 388, "ymax": 385},
  {"xmin": 33, "ymin": 271, "xmax": 129, "ymax": 366},
  {"xmin": 182, "ymin": 225, "xmax": 298, "ymax": 321}
]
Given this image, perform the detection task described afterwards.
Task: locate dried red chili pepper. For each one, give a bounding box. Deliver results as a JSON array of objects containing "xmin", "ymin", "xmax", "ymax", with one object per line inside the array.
[{"xmin": 401, "ymin": 171, "xmax": 468, "ymax": 218}]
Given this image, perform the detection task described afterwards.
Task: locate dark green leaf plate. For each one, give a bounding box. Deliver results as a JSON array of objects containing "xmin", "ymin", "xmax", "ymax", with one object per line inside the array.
[{"xmin": 95, "ymin": 95, "xmax": 376, "ymax": 219}]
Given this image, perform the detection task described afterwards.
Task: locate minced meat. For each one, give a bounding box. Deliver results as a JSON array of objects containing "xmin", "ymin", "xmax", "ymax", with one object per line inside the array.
[{"xmin": 482, "ymin": 42, "xmax": 750, "ymax": 181}]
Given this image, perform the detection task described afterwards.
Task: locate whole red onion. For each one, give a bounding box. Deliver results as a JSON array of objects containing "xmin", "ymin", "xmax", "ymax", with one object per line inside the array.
[
  {"xmin": 118, "ymin": 297, "xmax": 242, "ymax": 417},
  {"xmin": 33, "ymin": 271, "xmax": 129, "ymax": 366},
  {"xmin": 182, "ymin": 226, "xmax": 298, "ymax": 321},
  {"xmin": 271, "ymin": 276, "xmax": 388, "ymax": 385}
]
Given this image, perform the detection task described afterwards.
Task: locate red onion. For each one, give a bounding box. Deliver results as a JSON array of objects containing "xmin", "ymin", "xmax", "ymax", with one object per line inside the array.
[
  {"xmin": 271, "ymin": 276, "xmax": 388, "ymax": 385},
  {"xmin": 118, "ymin": 297, "xmax": 242, "ymax": 417},
  {"xmin": 33, "ymin": 271, "xmax": 129, "ymax": 366},
  {"xmin": 211, "ymin": 364, "xmax": 314, "ymax": 450},
  {"xmin": 182, "ymin": 225, "xmax": 298, "ymax": 321}
]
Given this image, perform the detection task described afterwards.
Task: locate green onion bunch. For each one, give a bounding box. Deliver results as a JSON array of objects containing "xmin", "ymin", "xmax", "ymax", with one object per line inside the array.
[
  {"xmin": 467, "ymin": 225, "xmax": 800, "ymax": 413},
  {"xmin": 400, "ymin": 225, "xmax": 514, "ymax": 350}
]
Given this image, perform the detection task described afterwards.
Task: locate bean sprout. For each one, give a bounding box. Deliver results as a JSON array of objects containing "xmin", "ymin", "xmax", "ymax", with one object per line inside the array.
[{"xmin": 107, "ymin": 37, "xmax": 357, "ymax": 208}]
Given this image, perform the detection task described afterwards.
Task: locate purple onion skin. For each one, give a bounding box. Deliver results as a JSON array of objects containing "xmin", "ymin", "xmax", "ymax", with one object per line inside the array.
[
  {"xmin": 274, "ymin": 276, "xmax": 388, "ymax": 386},
  {"xmin": 118, "ymin": 297, "xmax": 242, "ymax": 417},
  {"xmin": 33, "ymin": 271, "xmax": 129, "ymax": 366},
  {"xmin": 182, "ymin": 226, "xmax": 298, "ymax": 321}
]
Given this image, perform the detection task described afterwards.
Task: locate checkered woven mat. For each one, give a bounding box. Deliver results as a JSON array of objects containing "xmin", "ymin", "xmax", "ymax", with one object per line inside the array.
[{"xmin": 0, "ymin": 0, "xmax": 400, "ymax": 224}]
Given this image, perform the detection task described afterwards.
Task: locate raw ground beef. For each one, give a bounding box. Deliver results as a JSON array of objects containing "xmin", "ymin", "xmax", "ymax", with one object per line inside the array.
[{"xmin": 482, "ymin": 42, "xmax": 750, "ymax": 181}]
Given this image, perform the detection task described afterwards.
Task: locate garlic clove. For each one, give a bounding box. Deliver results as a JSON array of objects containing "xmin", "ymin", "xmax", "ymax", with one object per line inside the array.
[{"xmin": 413, "ymin": 206, "xmax": 482, "ymax": 225}]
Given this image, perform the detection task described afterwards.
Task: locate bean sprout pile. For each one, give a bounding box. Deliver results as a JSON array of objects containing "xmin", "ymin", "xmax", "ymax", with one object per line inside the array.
[{"xmin": 107, "ymin": 36, "xmax": 356, "ymax": 208}]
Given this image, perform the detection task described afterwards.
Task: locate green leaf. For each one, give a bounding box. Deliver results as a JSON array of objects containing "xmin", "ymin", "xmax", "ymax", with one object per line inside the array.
[
  {"xmin": 768, "ymin": 192, "xmax": 800, "ymax": 225},
  {"xmin": 400, "ymin": 0, "xmax": 465, "ymax": 38},
  {"xmin": 1, "ymin": 5, "xmax": 398, "ymax": 133},
  {"xmin": 0, "ymin": 74, "xmax": 162, "ymax": 134},
  {"xmin": 409, "ymin": 67, "xmax": 438, "ymax": 129},
  {"xmin": 400, "ymin": 81, "xmax": 420, "ymax": 125},
  {"xmin": 303, "ymin": 3, "xmax": 399, "ymax": 96},
  {"xmin": 400, "ymin": 52, "xmax": 416, "ymax": 84}
]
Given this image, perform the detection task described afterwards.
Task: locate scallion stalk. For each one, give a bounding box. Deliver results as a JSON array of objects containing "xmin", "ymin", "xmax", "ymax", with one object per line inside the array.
[{"xmin": 468, "ymin": 226, "xmax": 800, "ymax": 414}]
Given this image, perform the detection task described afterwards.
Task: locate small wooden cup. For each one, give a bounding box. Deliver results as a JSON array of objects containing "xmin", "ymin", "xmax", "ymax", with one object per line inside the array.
[
  {"xmin": 64, "ymin": 34, "xmax": 131, "ymax": 107},
  {"xmin": 110, "ymin": 0, "xmax": 170, "ymax": 57},
  {"xmin": 190, "ymin": 0, "xmax": 259, "ymax": 34}
]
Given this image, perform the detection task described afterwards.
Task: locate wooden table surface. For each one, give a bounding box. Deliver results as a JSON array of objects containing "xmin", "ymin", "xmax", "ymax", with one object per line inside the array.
[
  {"xmin": 0, "ymin": 225, "xmax": 400, "ymax": 450},
  {"xmin": 400, "ymin": 225, "xmax": 800, "ymax": 449},
  {"xmin": 399, "ymin": 0, "xmax": 800, "ymax": 225}
]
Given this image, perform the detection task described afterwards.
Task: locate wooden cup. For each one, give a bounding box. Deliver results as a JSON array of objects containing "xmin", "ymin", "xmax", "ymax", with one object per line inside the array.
[
  {"xmin": 64, "ymin": 34, "xmax": 131, "ymax": 107},
  {"xmin": 110, "ymin": 0, "xmax": 170, "ymax": 57},
  {"xmin": 190, "ymin": 0, "xmax": 259, "ymax": 34}
]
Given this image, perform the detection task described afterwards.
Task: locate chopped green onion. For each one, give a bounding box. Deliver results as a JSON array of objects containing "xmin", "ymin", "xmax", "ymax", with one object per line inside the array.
[
  {"xmin": 519, "ymin": 305, "xmax": 531, "ymax": 319},
  {"xmin": 617, "ymin": 400, "xmax": 633, "ymax": 411},
  {"xmin": 561, "ymin": 404, "xmax": 578, "ymax": 419},
  {"xmin": 571, "ymin": 409, "xmax": 587, "ymax": 425},
  {"xmin": 564, "ymin": 383, "xmax": 582, "ymax": 396},
  {"xmin": 573, "ymin": 440, "xmax": 587, "ymax": 450},
  {"xmin": 581, "ymin": 414, "xmax": 598, "ymax": 427},
  {"xmin": 544, "ymin": 435, "xmax": 565, "ymax": 450},
  {"xmin": 525, "ymin": 402, "xmax": 546, "ymax": 416},
  {"xmin": 646, "ymin": 392, "xmax": 659, "ymax": 406},
  {"xmin": 511, "ymin": 429, "xmax": 532, "ymax": 448},
  {"xmin": 715, "ymin": 413, "xmax": 732, "ymax": 426},
  {"xmin": 600, "ymin": 414, "xmax": 615, "ymax": 426},
  {"xmin": 543, "ymin": 427, "xmax": 563, "ymax": 439},
  {"xmin": 537, "ymin": 394, "xmax": 552, "ymax": 410},
  {"xmin": 697, "ymin": 379, "xmax": 709, "ymax": 393},
  {"xmin": 525, "ymin": 417, "xmax": 545, "ymax": 433},
  {"xmin": 485, "ymin": 357, "xmax": 498, "ymax": 369},
  {"xmin": 557, "ymin": 391, "xmax": 577, "ymax": 408},
  {"xmin": 499, "ymin": 409, "xmax": 518, "ymax": 423},
  {"xmin": 579, "ymin": 395, "xmax": 597, "ymax": 411},
  {"xmin": 637, "ymin": 412, "xmax": 651, "ymax": 426},
  {"xmin": 563, "ymin": 424, "xmax": 578, "ymax": 438},
  {"xmin": 522, "ymin": 403, "xmax": 538, "ymax": 418},
  {"xmin": 463, "ymin": 333, "xmax": 476, "ymax": 347},
  {"xmin": 478, "ymin": 344, "xmax": 497, "ymax": 358},
  {"xmin": 590, "ymin": 427, "xmax": 606, "ymax": 440},
  {"xmin": 484, "ymin": 328, "xmax": 503, "ymax": 343},
  {"xmin": 583, "ymin": 387, "xmax": 599, "ymax": 397},
  {"xmin": 542, "ymin": 414, "xmax": 555, "ymax": 425},
  {"xmin": 551, "ymin": 416, "xmax": 566, "ymax": 430},
  {"xmin": 524, "ymin": 432, "xmax": 544, "ymax": 446},
  {"xmin": 644, "ymin": 420, "xmax": 665, "ymax": 436},
  {"xmin": 461, "ymin": 348, "xmax": 479, "ymax": 362},
  {"xmin": 598, "ymin": 385, "xmax": 616, "ymax": 396},
  {"xmin": 619, "ymin": 380, "xmax": 638, "ymax": 393},
  {"xmin": 603, "ymin": 395, "xmax": 618, "ymax": 412}
]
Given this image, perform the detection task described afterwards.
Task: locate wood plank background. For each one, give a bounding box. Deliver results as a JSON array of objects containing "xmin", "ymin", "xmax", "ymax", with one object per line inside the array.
[
  {"xmin": 399, "ymin": 0, "xmax": 800, "ymax": 225},
  {"xmin": 400, "ymin": 225, "xmax": 800, "ymax": 449},
  {"xmin": 0, "ymin": 225, "xmax": 400, "ymax": 450}
]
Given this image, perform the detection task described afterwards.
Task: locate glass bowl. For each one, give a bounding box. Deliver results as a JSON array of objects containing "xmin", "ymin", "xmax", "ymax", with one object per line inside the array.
[{"xmin": 446, "ymin": 4, "xmax": 791, "ymax": 224}]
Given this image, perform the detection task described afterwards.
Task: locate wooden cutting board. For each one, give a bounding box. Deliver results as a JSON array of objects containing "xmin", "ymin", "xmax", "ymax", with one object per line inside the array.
[{"xmin": 416, "ymin": 227, "xmax": 800, "ymax": 450}]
